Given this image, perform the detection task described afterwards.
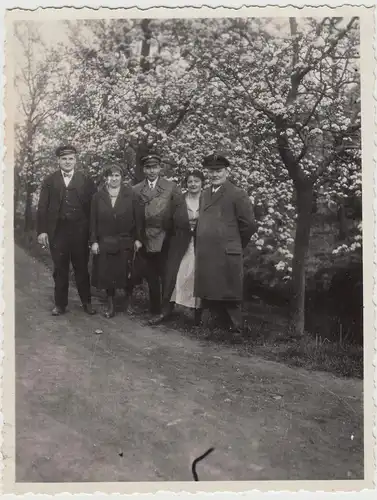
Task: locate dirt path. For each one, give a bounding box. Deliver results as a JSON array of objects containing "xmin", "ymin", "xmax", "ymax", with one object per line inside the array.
[{"xmin": 15, "ymin": 245, "xmax": 363, "ymax": 482}]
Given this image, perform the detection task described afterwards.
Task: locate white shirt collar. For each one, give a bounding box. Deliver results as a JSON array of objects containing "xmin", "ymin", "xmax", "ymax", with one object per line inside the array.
[
  {"xmin": 61, "ymin": 169, "xmax": 74, "ymax": 178},
  {"xmin": 212, "ymin": 185, "xmax": 221, "ymax": 193},
  {"xmin": 61, "ymin": 169, "xmax": 74, "ymax": 187},
  {"xmin": 147, "ymin": 177, "xmax": 158, "ymax": 189}
]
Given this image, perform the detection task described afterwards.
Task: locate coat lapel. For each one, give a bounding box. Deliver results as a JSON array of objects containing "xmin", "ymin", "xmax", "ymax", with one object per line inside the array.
[
  {"xmin": 139, "ymin": 177, "xmax": 161, "ymax": 204},
  {"xmin": 201, "ymin": 188, "xmax": 211, "ymax": 211},
  {"xmin": 54, "ymin": 170, "xmax": 66, "ymax": 203},
  {"xmin": 100, "ymin": 185, "xmax": 130, "ymax": 213},
  {"xmin": 68, "ymin": 170, "xmax": 85, "ymax": 192},
  {"xmin": 203, "ymin": 183, "xmax": 226, "ymax": 210},
  {"xmin": 179, "ymin": 196, "xmax": 190, "ymax": 229},
  {"xmin": 139, "ymin": 179, "xmax": 152, "ymax": 203},
  {"xmin": 114, "ymin": 185, "xmax": 129, "ymax": 213},
  {"xmin": 198, "ymin": 192, "xmax": 204, "ymax": 211},
  {"xmin": 98, "ymin": 186, "xmax": 114, "ymax": 210},
  {"xmin": 155, "ymin": 177, "xmax": 165, "ymax": 196},
  {"xmin": 56, "ymin": 169, "xmax": 85, "ymax": 195}
]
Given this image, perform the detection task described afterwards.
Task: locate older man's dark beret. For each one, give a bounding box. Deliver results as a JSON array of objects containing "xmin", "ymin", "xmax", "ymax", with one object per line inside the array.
[
  {"xmin": 55, "ymin": 144, "xmax": 77, "ymax": 157},
  {"xmin": 203, "ymin": 153, "xmax": 230, "ymax": 170}
]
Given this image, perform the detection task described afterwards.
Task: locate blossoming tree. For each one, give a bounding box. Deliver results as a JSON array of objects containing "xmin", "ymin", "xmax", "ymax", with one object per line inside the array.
[
  {"xmin": 14, "ymin": 17, "xmax": 361, "ymax": 338},
  {"xmin": 184, "ymin": 16, "xmax": 360, "ymax": 336}
]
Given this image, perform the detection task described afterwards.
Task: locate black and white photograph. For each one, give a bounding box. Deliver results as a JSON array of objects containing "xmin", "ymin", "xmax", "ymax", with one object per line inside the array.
[{"xmin": 2, "ymin": 2, "xmax": 375, "ymax": 493}]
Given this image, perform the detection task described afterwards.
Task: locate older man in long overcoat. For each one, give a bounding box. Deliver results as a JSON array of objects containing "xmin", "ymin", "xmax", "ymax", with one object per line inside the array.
[
  {"xmin": 195, "ymin": 154, "xmax": 257, "ymax": 332},
  {"xmin": 133, "ymin": 150, "xmax": 181, "ymax": 317}
]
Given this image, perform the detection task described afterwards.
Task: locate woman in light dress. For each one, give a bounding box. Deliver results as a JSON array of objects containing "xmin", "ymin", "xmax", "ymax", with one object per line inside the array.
[{"xmin": 149, "ymin": 169, "xmax": 204, "ymax": 325}]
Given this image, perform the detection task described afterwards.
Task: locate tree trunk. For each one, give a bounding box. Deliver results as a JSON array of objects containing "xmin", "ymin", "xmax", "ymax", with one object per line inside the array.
[
  {"xmin": 140, "ymin": 19, "xmax": 151, "ymax": 73},
  {"xmin": 134, "ymin": 144, "xmax": 148, "ymax": 184},
  {"xmin": 23, "ymin": 181, "xmax": 35, "ymax": 233},
  {"xmin": 131, "ymin": 19, "xmax": 152, "ymax": 184},
  {"xmin": 337, "ymin": 201, "xmax": 348, "ymax": 240},
  {"xmin": 289, "ymin": 181, "xmax": 314, "ymax": 337},
  {"xmin": 14, "ymin": 169, "xmax": 22, "ymax": 219}
]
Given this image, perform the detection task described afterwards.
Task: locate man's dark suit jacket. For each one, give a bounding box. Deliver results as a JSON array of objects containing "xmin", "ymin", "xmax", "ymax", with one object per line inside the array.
[{"xmin": 36, "ymin": 169, "xmax": 97, "ymax": 243}]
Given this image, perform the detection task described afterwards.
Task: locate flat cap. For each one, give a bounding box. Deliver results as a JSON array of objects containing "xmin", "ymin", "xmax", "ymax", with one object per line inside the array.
[
  {"xmin": 55, "ymin": 144, "xmax": 77, "ymax": 157},
  {"xmin": 203, "ymin": 153, "xmax": 230, "ymax": 170}
]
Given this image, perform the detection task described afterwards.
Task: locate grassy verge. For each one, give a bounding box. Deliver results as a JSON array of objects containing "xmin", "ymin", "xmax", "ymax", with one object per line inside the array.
[
  {"xmin": 15, "ymin": 228, "xmax": 363, "ymax": 380},
  {"xmin": 145, "ymin": 302, "xmax": 363, "ymax": 379}
]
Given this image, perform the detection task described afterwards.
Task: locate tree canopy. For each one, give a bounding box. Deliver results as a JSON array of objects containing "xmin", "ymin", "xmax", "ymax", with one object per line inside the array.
[{"xmin": 14, "ymin": 16, "xmax": 361, "ymax": 336}]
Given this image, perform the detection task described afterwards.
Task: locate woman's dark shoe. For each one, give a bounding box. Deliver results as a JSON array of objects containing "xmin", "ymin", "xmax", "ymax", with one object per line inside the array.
[
  {"xmin": 104, "ymin": 296, "xmax": 115, "ymax": 318},
  {"xmin": 125, "ymin": 303, "xmax": 135, "ymax": 315},
  {"xmin": 123, "ymin": 291, "xmax": 134, "ymax": 314}
]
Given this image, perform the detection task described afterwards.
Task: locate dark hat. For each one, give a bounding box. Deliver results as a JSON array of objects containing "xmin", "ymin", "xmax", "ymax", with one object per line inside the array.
[
  {"xmin": 103, "ymin": 162, "xmax": 124, "ymax": 177},
  {"xmin": 55, "ymin": 144, "xmax": 77, "ymax": 157},
  {"xmin": 184, "ymin": 169, "xmax": 205, "ymax": 185},
  {"xmin": 203, "ymin": 153, "xmax": 230, "ymax": 170},
  {"xmin": 140, "ymin": 150, "xmax": 162, "ymax": 167}
]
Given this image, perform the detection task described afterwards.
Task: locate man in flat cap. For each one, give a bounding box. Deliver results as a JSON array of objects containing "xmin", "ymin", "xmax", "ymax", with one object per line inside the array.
[
  {"xmin": 195, "ymin": 153, "xmax": 257, "ymax": 333},
  {"xmin": 133, "ymin": 150, "xmax": 181, "ymax": 318},
  {"xmin": 36, "ymin": 144, "xmax": 97, "ymax": 316}
]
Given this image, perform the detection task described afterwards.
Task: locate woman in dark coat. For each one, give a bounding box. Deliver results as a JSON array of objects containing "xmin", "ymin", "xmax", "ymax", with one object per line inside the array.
[
  {"xmin": 90, "ymin": 163, "xmax": 143, "ymax": 318},
  {"xmin": 149, "ymin": 169, "xmax": 205, "ymax": 326}
]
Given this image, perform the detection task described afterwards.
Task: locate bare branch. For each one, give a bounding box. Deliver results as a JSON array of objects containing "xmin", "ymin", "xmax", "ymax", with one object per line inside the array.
[
  {"xmin": 165, "ymin": 100, "xmax": 191, "ymax": 135},
  {"xmin": 300, "ymin": 87, "xmax": 326, "ymax": 129},
  {"xmin": 214, "ymin": 66, "xmax": 277, "ymax": 122},
  {"xmin": 286, "ymin": 16, "xmax": 358, "ymax": 104}
]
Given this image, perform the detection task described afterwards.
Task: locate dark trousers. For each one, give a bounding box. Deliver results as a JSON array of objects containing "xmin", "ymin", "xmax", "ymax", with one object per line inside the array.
[
  {"xmin": 202, "ymin": 299, "xmax": 243, "ymax": 328},
  {"xmin": 142, "ymin": 250, "xmax": 165, "ymax": 314},
  {"xmin": 50, "ymin": 220, "xmax": 91, "ymax": 309},
  {"xmin": 106, "ymin": 287, "xmax": 132, "ymax": 298}
]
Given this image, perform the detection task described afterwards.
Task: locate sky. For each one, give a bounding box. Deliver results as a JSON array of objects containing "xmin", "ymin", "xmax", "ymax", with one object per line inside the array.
[{"xmin": 11, "ymin": 16, "xmax": 355, "ymax": 67}]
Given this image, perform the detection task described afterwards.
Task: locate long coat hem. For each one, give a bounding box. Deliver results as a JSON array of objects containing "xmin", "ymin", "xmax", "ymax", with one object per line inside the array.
[{"xmin": 194, "ymin": 180, "xmax": 256, "ymax": 302}]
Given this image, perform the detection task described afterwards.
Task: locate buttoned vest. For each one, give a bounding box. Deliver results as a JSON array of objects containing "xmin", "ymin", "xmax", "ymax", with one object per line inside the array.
[{"xmin": 59, "ymin": 184, "xmax": 86, "ymax": 222}]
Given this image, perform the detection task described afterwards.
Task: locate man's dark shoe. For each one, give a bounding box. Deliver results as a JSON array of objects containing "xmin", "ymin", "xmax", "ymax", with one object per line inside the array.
[
  {"xmin": 229, "ymin": 326, "xmax": 242, "ymax": 334},
  {"xmin": 123, "ymin": 293, "xmax": 134, "ymax": 315},
  {"xmin": 52, "ymin": 306, "xmax": 66, "ymax": 316},
  {"xmin": 229, "ymin": 320, "xmax": 249, "ymax": 335},
  {"xmin": 124, "ymin": 302, "xmax": 135, "ymax": 315},
  {"xmin": 147, "ymin": 313, "xmax": 167, "ymax": 326},
  {"xmin": 104, "ymin": 309, "xmax": 115, "ymax": 319},
  {"xmin": 83, "ymin": 303, "xmax": 97, "ymax": 315},
  {"xmin": 103, "ymin": 296, "xmax": 115, "ymax": 318},
  {"xmin": 148, "ymin": 303, "xmax": 174, "ymax": 325},
  {"xmin": 194, "ymin": 308, "xmax": 203, "ymax": 326}
]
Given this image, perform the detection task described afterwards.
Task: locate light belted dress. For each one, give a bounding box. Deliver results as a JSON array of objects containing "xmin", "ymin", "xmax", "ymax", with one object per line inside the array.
[{"xmin": 167, "ymin": 195, "xmax": 202, "ymax": 309}]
